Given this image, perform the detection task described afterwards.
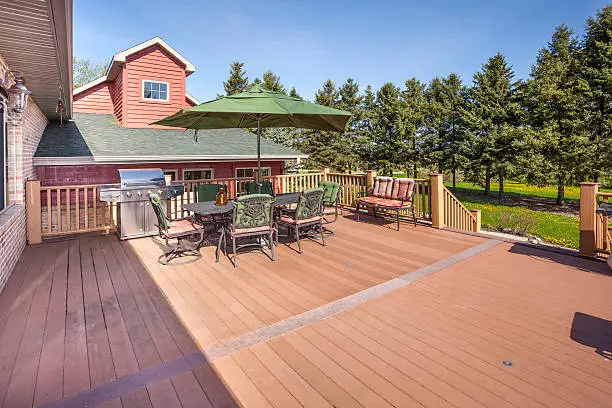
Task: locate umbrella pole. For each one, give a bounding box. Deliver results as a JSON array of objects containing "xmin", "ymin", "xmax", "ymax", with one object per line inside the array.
[{"xmin": 257, "ymin": 116, "xmax": 262, "ymax": 193}]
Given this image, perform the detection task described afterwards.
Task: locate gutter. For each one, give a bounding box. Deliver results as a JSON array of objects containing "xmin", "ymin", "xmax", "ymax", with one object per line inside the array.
[{"xmin": 33, "ymin": 154, "xmax": 308, "ymax": 166}]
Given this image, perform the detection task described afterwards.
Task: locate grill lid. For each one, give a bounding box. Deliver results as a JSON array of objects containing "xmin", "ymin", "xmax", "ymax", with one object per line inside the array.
[{"xmin": 118, "ymin": 168, "xmax": 166, "ymax": 188}]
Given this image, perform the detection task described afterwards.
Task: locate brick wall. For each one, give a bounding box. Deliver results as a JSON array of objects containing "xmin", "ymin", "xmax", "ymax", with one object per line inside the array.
[
  {"xmin": 37, "ymin": 160, "xmax": 285, "ymax": 186},
  {"xmin": 0, "ymin": 99, "xmax": 48, "ymax": 294}
]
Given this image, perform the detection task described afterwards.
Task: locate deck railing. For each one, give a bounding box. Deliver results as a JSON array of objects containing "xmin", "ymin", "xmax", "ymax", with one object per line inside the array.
[
  {"xmin": 25, "ymin": 171, "xmax": 479, "ymax": 243},
  {"xmin": 579, "ymin": 182, "xmax": 611, "ymax": 258},
  {"xmin": 442, "ymin": 186, "xmax": 479, "ymax": 232},
  {"xmin": 595, "ymin": 192, "xmax": 611, "ymax": 257},
  {"xmin": 27, "ymin": 182, "xmax": 118, "ymax": 239}
]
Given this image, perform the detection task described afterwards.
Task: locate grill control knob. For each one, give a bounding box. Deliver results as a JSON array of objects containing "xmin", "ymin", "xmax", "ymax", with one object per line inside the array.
[
  {"xmin": 137, "ymin": 191, "xmax": 143, "ymax": 197},
  {"xmin": 125, "ymin": 191, "xmax": 132, "ymax": 198},
  {"xmin": 158, "ymin": 190, "xmax": 164, "ymax": 195}
]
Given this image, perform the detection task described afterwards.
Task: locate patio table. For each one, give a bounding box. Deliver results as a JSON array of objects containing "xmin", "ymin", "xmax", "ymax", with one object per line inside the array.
[{"xmin": 183, "ymin": 201, "xmax": 235, "ymax": 262}]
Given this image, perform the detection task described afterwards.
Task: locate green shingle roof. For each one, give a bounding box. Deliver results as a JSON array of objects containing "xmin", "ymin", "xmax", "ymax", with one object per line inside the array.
[{"xmin": 35, "ymin": 113, "xmax": 306, "ymax": 161}]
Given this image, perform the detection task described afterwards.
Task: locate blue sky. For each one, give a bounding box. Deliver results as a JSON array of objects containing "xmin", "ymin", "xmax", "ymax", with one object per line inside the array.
[{"xmin": 74, "ymin": 0, "xmax": 607, "ymax": 102}]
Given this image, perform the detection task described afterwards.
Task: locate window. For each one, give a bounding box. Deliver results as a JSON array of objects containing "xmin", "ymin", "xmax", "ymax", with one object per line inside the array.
[
  {"xmin": 236, "ymin": 167, "xmax": 271, "ymax": 179},
  {"xmin": 182, "ymin": 168, "xmax": 213, "ymax": 181},
  {"xmin": 163, "ymin": 169, "xmax": 178, "ymax": 182},
  {"xmin": 143, "ymin": 80, "xmax": 169, "ymax": 101}
]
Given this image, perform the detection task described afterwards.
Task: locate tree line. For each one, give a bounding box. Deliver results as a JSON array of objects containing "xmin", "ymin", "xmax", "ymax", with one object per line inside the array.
[{"xmin": 227, "ymin": 7, "xmax": 610, "ymax": 204}]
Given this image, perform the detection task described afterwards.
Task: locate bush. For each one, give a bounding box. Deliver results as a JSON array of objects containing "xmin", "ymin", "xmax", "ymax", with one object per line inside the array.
[{"xmin": 491, "ymin": 212, "xmax": 538, "ymax": 236}]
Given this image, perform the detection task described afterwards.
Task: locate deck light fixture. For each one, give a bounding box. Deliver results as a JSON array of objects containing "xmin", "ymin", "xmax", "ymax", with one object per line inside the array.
[{"xmin": 0, "ymin": 70, "xmax": 31, "ymax": 123}]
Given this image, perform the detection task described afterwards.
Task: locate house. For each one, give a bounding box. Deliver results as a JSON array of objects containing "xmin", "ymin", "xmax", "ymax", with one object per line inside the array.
[
  {"xmin": 0, "ymin": 0, "xmax": 72, "ymax": 291},
  {"xmin": 33, "ymin": 37, "xmax": 307, "ymax": 186}
]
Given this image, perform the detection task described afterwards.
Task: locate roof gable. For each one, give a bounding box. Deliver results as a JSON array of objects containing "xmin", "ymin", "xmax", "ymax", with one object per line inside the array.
[{"xmin": 107, "ymin": 37, "xmax": 195, "ymax": 80}]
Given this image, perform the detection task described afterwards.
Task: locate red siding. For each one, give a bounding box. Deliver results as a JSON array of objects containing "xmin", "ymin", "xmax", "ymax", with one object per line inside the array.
[
  {"xmin": 36, "ymin": 161, "xmax": 284, "ymax": 186},
  {"xmin": 123, "ymin": 44, "xmax": 188, "ymax": 128},
  {"xmin": 73, "ymin": 82, "xmax": 114, "ymax": 114},
  {"xmin": 111, "ymin": 68, "xmax": 124, "ymax": 124}
]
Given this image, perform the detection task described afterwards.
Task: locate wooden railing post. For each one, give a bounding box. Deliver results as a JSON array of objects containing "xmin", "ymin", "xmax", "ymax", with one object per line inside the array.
[
  {"xmin": 366, "ymin": 170, "xmax": 376, "ymax": 192},
  {"xmin": 430, "ymin": 174, "xmax": 445, "ymax": 228},
  {"xmin": 26, "ymin": 180, "xmax": 42, "ymax": 245},
  {"xmin": 322, "ymin": 168, "xmax": 330, "ymax": 182},
  {"xmin": 579, "ymin": 182, "xmax": 599, "ymax": 257},
  {"xmin": 471, "ymin": 209, "xmax": 481, "ymax": 232}
]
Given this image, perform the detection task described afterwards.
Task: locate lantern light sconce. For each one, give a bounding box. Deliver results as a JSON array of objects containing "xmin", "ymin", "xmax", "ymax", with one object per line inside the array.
[{"xmin": 0, "ymin": 70, "xmax": 31, "ymax": 123}]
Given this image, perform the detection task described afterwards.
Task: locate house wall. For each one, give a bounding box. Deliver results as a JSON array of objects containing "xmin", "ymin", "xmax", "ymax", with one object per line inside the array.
[
  {"xmin": 73, "ymin": 81, "xmax": 114, "ymax": 114},
  {"xmin": 36, "ymin": 161, "xmax": 285, "ymax": 186},
  {"xmin": 123, "ymin": 44, "xmax": 188, "ymax": 128},
  {"xmin": 0, "ymin": 99, "xmax": 48, "ymax": 293}
]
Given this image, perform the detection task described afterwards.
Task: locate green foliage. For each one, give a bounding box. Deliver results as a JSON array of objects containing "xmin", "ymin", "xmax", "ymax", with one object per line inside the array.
[
  {"xmin": 523, "ymin": 24, "xmax": 593, "ymax": 204},
  {"xmin": 73, "ymin": 57, "xmax": 107, "ymax": 89},
  {"xmin": 260, "ymin": 71, "xmax": 286, "ymax": 94},
  {"xmin": 222, "ymin": 61, "xmax": 249, "ymax": 96}
]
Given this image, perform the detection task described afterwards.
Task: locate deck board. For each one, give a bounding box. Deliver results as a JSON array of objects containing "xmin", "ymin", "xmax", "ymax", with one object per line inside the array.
[{"xmin": 1, "ymin": 214, "xmax": 610, "ymax": 407}]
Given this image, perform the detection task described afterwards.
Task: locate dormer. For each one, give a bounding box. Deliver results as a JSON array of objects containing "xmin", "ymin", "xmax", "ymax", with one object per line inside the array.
[{"xmin": 73, "ymin": 37, "xmax": 199, "ymax": 128}]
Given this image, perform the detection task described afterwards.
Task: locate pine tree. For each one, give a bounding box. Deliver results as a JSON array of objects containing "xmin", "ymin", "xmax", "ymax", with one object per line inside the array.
[
  {"xmin": 299, "ymin": 80, "xmax": 340, "ymax": 168},
  {"xmin": 400, "ymin": 78, "xmax": 426, "ymax": 178},
  {"xmin": 289, "ymin": 87, "xmax": 302, "ymax": 99},
  {"xmin": 222, "ymin": 61, "xmax": 249, "ymax": 96},
  {"xmin": 465, "ymin": 53, "xmax": 520, "ymax": 197},
  {"xmin": 335, "ymin": 78, "xmax": 364, "ymax": 172},
  {"xmin": 261, "ymin": 71, "xmax": 287, "ymax": 94},
  {"xmin": 582, "ymin": 5, "xmax": 612, "ymax": 181},
  {"xmin": 372, "ymin": 82, "xmax": 404, "ymax": 176},
  {"xmin": 524, "ymin": 25, "xmax": 592, "ymax": 204}
]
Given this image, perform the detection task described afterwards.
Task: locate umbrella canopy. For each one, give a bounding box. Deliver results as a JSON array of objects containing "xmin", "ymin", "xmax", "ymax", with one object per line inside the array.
[
  {"xmin": 152, "ymin": 85, "xmax": 351, "ymax": 186},
  {"xmin": 152, "ymin": 84, "xmax": 351, "ymax": 131}
]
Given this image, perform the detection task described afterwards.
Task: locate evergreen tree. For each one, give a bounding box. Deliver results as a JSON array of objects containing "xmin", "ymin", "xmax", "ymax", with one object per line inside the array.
[
  {"xmin": 465, "ymin": 53, "xmax": 520, "ymax": 197},
  {"xmin": 400, "ymin": 78, "xmax": 426, "ymax": 178},
  {"xmin": 335, "ymin": 78, "xmax": 364, "ymax": 172},
  {"xmin": 299, "ymin": 80, "xmax": 340, "ymax": 168},
  {"xmin": 582, "ymin": 5, "xmax": 612, "ymax": 181},
  {"xmin": 524, "ymin": 25, "xmax": 592, "ymax": 204},
  {"xmin": 261, "ymin": 70, "xmax": 287, "ymax": 94},
  {"xmin": 289, "ymin": 87, "xmax": 302, "ymax": 99},
  {"xmin": 372, "ymin": 82, "xmax": 404, "ymax": 175},
  {"xmin": 222, "ymin": 61, "xmax": 249, "ymax": 96}
]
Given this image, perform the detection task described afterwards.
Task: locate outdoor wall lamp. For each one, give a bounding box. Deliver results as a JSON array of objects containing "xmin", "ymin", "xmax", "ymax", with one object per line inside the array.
[{"xmin": 0, "ymin": 70, "xmax": 31, "ymax": 123}]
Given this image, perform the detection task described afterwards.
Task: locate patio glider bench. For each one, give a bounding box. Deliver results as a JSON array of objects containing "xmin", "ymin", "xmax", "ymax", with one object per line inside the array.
[
  {"xmin": 150, "ymin": 193, "xmax": 206, "ymax": 265},
  {"xmin": 356, "ymin": 176, "xmax": 416, "ymax": 230}
]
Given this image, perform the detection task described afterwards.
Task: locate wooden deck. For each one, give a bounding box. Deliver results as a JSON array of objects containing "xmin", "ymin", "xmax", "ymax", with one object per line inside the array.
[{"xmin": 0, "ymin": 214, "xmax": 610, "ymax": 407}]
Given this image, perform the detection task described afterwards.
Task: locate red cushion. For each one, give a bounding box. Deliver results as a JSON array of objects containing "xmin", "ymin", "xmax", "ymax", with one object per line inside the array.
[
  {"xmin": 359, "ymin": 196, "xmax": 410, "ymax": 209},
  {"xmin": 322, "ymin": 206, "xmax": 336, "ymax": 215},
  {"xmin": 391, "ymin": 178, "xmax": 415, "ymax": 200},
  {"xmin": 163, "ymin": 219, "xmax": 198, "ymax": 237},
  {"xmin": 280, "ymin": 215, "xmax": 322, "ymax": 225},
  {"xmin": 232, "ymin": 225, "xmax": 273, "ymax": 235}
]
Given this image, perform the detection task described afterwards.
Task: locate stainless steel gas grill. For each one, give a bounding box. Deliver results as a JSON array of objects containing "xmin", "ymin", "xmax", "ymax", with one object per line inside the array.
[{"xmin": 99, "ymin": 168, "xmax": 185, "ymax": 240}]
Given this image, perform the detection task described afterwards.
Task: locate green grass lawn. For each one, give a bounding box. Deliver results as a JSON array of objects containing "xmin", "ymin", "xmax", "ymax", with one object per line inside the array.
[
  {"xmin": 393, "ymin": 175, "xmax": 591, "ymax": 249},
  {"xmin": 459, "ymin": 197, "xmax": 579, "ymax": 248}
]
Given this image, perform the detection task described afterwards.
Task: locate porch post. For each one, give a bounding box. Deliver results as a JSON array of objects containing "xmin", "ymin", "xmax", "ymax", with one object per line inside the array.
[
  {"xmin": 26, "ymin": 180, "xmax": 42, "ymax": 245},
  {"xmin": 430, "ymin": 173, "xmax": 445, "ymax": 228},
  {"xmin": 322, "ymin": 168, "xmax": 330, "ymax": 181},
  {"xmin": 579, "ymin": 182, "xmax": 599, "ymax": 257},
  {"xmin": 470, "ymin": 209, "xmax": 481, "ymax": 232},
  {"xmin": 366, "ymin": 170, "xmax": 376, "ymax": 192}
]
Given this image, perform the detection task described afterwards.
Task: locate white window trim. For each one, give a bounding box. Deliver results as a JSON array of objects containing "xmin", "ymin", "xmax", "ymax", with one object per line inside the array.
[
  {"xmin": 163, "ymin": 169, "xmax": 178, "ymax": 180},
  {"xmin": 235, "ymin": 167, "xmax": 272, "ymax": 179},
  {"xmin": 181, "ymin": 168, "xmax": 214, "ymax": 180},
  {"xmin": 0, "ymin": 95, "xmax": 7, "ymax": 213},
  {"xmin": 142, "ymin": 79, "xmax": 170, "ymax": 102}
]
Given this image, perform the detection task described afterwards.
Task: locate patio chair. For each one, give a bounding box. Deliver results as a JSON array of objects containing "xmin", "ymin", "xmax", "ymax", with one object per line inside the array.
[
  {"xmin": 149, "ymin": 193, "xmax": 205, "ymax": 265},
  {"xmin": 277, "ymin": 188, "xmax": 326, "ymax": 253},
  {"xmin": 356, "ymin": 177, "xmax": 416, "ymax": 230},
  {"xmin": 319, "ymin": 180, "xmax": 342, "ymax": 234},
  {"xmin": 197, "ymin": 183, "xmax": 223, "ymax": 202},
  {"xmin": 245, "ymin": 180, "xmax": 275, "ymax": 196},
  {"xmin": 220, "ymin": 194, "xmax": 276, "ymax": 268}
]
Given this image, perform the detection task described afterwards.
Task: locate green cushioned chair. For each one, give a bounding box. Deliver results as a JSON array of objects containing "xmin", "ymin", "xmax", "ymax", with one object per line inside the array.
[
  {"xmin": 219, "ymin": 194, "xmax": 276, "ymax": 267},
  {"xmin": 319, "ymin": 181, "xmax": 342, "ymax": 233},
  {"xmin": 277, "ymin": 188, "xmax": 326, "ymax": 253},
  {"xmin": 245, "ymin": 180, "xmax": 275, "ymax": 196},
  {"xmin": 196, "ymin": 183, "xmax": 223, "ymax": 202}
]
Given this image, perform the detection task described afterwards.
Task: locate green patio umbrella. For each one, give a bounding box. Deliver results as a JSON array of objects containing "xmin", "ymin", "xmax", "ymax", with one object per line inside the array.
[{"xmin": 152, "ymin": 84, "xmax": 351, "ymax": 185}]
